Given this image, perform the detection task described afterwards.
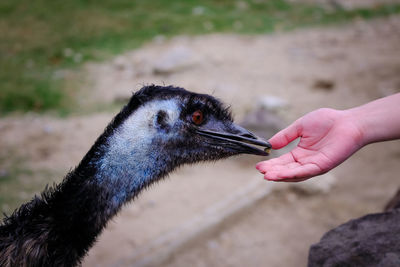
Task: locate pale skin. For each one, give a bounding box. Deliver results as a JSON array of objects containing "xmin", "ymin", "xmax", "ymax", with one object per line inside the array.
[{"xmin": 256, "ymin": 93, "xmax": 400, "ymax": 182}]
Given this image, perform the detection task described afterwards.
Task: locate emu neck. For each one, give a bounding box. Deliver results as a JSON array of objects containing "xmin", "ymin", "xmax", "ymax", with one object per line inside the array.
[
  {"xmin": 90, "ymin": 99, "xmax": 179, "ymax": 214},
  {"xmin": 91, "ymin": 137, "xmax": 164, "ymax": 215}
]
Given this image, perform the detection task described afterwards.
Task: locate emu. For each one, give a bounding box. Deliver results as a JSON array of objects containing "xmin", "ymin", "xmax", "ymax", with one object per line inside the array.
[{"xmin": 0, "ymin": 85, "xmax": 271, "ymax": 266}]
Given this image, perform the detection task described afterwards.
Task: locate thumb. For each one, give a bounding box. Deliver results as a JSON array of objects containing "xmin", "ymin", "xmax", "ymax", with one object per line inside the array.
[{"xmin": 269, "ymin": 119, "xmax": 301, "ymax": 149}]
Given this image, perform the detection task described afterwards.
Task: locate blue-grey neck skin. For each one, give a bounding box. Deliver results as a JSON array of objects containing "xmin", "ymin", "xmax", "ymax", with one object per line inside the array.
[{"xmin": 90, "ymin": 99, "xmax": 181, "ymax": 213}]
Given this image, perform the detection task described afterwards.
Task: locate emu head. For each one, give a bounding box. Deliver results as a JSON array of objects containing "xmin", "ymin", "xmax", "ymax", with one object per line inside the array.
[{"xmin": 95, "ymin": 85, "xmax": 271, "ymax": 186}]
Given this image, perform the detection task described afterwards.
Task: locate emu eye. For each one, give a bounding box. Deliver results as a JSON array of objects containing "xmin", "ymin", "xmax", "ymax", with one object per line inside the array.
[{"xmin": 192, "ymin": 110, "xmax": 204, "ymax": 125}]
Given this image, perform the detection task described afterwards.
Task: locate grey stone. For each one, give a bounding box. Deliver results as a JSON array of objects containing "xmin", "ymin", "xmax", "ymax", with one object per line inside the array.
[
  {"xmin": 258, "ymin": 96, "xmax": 289, "ymax": 112},
  {"xmin": 239, "ymin": 104, "xmax": 285, "ymax": 139},
  {"xmin": 0, "ymin": 169, "xmax": 8, "ymax": 178},
  {"xmin": 43, "ymin": 125, "xmax": 54, "ymax": 134},
  {"xmin": 308, "ymin": 209, "xmax": 400, "ymax": 267},
  {"xmin": 192, "ymin": 6, "xmax": 205, "ymax": 15},
  {"xmin": 113, "ymin": 56, "xmax": 129, "ymax": 70},
  {"xmin": 153, "ymin": 46, "xmax": 199, "ymax": 75}
]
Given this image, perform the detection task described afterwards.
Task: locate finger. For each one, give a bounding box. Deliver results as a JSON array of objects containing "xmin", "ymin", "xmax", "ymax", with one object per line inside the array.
[
  {"xmin": 259, "ymin": 164, "xmax": 286, "ymax": 174},
  {"xmin": 256, "ymin": 153, "xmax": 296, "ymax": 172},
  {"xmin": 266, "ymin": 177, "xmax": 310, "ymax": 183},
  {"xmin": 269, "ymin": 119, "xmax": 302, "ymax": 149},
  {"xmin": 263, "ymin": 163, "xmax": 321, "ymax": 181},
  {"xmin": 259, "ymin": 162, "xmax": 302, "ymax": 174}
]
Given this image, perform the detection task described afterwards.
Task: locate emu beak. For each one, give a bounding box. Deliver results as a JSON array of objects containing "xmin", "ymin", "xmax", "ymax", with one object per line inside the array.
[{"xmin": 196, "ymin": 123, "xmax": 272, "ymax": 156}]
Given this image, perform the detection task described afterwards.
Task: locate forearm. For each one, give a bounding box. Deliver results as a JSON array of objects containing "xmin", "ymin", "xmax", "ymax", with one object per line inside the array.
[{"xmin": 347, "ymin": 93, "xmax": 400, "ymax": 146}]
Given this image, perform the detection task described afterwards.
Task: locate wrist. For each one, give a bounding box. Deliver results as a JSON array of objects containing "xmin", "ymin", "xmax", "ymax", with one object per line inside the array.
[{"xmin": 342, "ymin": 108, "xmax": 370, "ymax": 148}]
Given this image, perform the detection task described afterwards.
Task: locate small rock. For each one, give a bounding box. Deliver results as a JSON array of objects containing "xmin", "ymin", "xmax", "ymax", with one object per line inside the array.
[
  {"xmin": 192, "ymin": 6, "xmax": 205, "ymax": 15},
  {"xmin": 73, "ymin": 53, "xmax": 83, "ymax": 63},
  {"xmin": 52, "ymin": 70, "xmax": 67, "ymax": 80},
  {"xmin": 153, "ymin": 46, "xmax": 200, "ymax": 75},
  {"xmin": 257, "ymin": 96, "xmax": 289, "ymax": 111},
  {"xmin": 153, "ymin": 35, "xmax": 166, "ymax": 44},
  {"xmin": 312, "ymin": 79, "xmax": 335, "ymax": 91},
  {"xmin": 235, "ymin": 0, "xmax": 248, "ymax": 10},
  {"xmin": 113, "ymin": 56, "xmax": 129, "ymax": 70},
  {"xmin": 239, "ymin": 103, "xmax": 286, "ymax": 139},
  {"xmin": 43, "ymin": 125, "xmax": 54, "ymax": 134},
  {"xmin": 63, "ymin": 48, "xmax": 74, "ymax": 58},
  {"xmin": 0, "ymin": 169, "xmax": 8, "ymax": 178}
]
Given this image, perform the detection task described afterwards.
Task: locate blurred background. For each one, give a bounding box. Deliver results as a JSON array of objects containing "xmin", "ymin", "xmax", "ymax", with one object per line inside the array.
[{"xmin": 1, "ymin": 0, "xmax": 400, "ymax": 266}]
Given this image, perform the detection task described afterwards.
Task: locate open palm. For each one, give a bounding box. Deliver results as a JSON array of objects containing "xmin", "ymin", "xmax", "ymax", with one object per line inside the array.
[{"xmin": 256, "ymin": 108, "xmax": 364, "ymax": 182}]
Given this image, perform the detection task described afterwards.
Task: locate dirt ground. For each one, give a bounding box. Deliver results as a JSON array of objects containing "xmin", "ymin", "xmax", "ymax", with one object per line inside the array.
[{"xmin": 1, "ymin": 14, "xmax": 400, "ymax": 267}]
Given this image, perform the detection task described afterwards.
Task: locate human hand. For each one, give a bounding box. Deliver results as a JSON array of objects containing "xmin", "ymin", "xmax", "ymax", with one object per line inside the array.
[{"xmin": 256, "ymin": 108, "xmax": 365, "ymax": 182}]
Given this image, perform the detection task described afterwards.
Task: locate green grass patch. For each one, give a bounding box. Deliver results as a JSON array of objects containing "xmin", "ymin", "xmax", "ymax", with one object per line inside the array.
[{"xmin": 1, "ymin": 0, "xmax": 400, "ymax": 114}]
